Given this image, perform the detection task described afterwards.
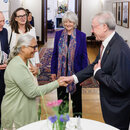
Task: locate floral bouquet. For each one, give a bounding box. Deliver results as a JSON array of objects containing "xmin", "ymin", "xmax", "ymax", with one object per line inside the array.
[
  {"xmin": 38, "ymin": 93, "xmax": 80, "ymax": 130},
  {"xmin": 47, "ymin": 99, "xmax": 69, "ymax": 130}
]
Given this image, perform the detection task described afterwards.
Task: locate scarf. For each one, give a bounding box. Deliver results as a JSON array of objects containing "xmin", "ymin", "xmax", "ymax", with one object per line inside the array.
[{"xmin": 57, "ymin": 29, "xmax": 76, "ymax": 94}]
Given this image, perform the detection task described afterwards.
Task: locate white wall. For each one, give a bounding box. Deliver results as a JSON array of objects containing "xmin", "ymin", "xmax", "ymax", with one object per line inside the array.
[
  {"xmin": 103, "ymin": 0, "xmax": 130, "ymax": 46},
  {"xmin": 47, "ymin": 0, "xmax": 75, "ymax": 23},
  {"xmin": 0, "ymin": 0, "xmax": 9, "ymax": 28},
  {"xmin": 68, "ymin": 0, "xmax": 75, "ymax": 12},
  {"xmin": 81, "ymin": 0, "xmax": 102, "ymax": 36},
  {"xmin": 47, "ymin": 0, "xmax": 57, "ymax": 21},
  {"xmin": 9, "ymin": 0, "xmax": 23, "ymax": 18},
  {"xmin": 23, "ymin": 0, "xmax": 41, "ymax": 40}
]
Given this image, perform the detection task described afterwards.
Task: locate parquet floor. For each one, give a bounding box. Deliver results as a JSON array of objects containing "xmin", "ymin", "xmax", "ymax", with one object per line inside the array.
[{"xmin": 39, "ymin": 35, "xmax": 104, "ymax": 123}]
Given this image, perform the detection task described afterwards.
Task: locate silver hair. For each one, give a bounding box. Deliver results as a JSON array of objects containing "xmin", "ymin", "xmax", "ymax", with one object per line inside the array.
[
  {"xmin": 92, "ymin": 11, "xmax": 116, "ymax": 30},
  {"xmin": 8, "ymin": 34, "xmax": 35, "ymax": 63},
  {"xmin": 62, "ymin": 11, "xmax": 78, "ymax": 28}
]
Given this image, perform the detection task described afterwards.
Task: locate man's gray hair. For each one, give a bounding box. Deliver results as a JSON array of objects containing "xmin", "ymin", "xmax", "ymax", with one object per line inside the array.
[
  {"xmin": 8, "ymin": 34, "xmax": 35, "ymax": 63},
  {"xmin": 92, "ymin": 11, "xmax": 116, "ymax": 30},
  {"xmin": 62, "ymin": 11, "xmax": 78, "ymax": 28}
]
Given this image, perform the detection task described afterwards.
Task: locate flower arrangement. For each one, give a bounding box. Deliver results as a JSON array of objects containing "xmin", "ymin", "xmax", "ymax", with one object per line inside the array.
[
  {"xmin": 38, "ymin": 93, "xmax": 80, "ymax": 130},
  {"xmin": 47, "ymin": 99, "xmax": 69, "ymax": 130},
  {"xmin": 57, "ymin": 4, "xmax": 68, "ymax": 14}
]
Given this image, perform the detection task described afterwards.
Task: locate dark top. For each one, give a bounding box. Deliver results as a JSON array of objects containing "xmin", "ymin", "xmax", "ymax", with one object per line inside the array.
[
  {"xmin": 67, "ymin": 35, "xmax": 71, "ymax": 46},
  {"xmin": 30, "ymin": 16, "xmax": 34, "ymax": 27},
  {"xmin": 0, "ymin": 28, "xmax": 9, "ymax": 54},
  {"xmin": 0, "ymin": 28, "xmax": 9, "ymax": 87},
  {"xmin": 66, "ymin": 35, "xmax": 71, "ymax": 75}
]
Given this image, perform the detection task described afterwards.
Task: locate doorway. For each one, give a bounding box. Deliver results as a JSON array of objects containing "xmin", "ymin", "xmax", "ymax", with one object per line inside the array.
[{"xmin": 41, "ymin": 0, "xmax": 82, "ymax": 44}]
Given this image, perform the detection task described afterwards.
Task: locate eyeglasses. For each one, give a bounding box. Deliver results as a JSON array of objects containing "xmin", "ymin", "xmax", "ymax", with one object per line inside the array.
[
  {"xmin": 91, "ymin": 24, "xmax": 102, "ymax": 30},
  {"xmin": 16, "ymin": 14, "xmax": 27, "ymax": 18},
  {"xmin": 29, "ymin": 45, "xmax": 38, "ymax": 50}
]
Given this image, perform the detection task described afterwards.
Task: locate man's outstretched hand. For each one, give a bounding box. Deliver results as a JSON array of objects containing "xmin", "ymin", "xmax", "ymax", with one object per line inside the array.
[
  {"xmin": 57, "ymin": 77, "xmax": 68, "ymax": 87},
  {"xmin": 60, "ymin": 76, "xmax": 74, "ymax": 84}
]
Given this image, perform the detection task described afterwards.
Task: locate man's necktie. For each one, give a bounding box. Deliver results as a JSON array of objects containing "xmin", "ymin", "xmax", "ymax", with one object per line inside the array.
[{"xmin": 100, "ymin": 44, "xmax": 104, "ymax": 59}]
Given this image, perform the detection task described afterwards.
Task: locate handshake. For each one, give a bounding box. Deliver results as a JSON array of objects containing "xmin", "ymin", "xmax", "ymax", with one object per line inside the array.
[{"xmin": 53, "ymin": 75, "xmax": 74, "ymax": 87}]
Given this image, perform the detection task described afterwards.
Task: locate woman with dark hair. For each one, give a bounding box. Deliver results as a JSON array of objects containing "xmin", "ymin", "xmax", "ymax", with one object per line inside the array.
[
  {"xmin": 7, "ymin": 7, "xmax": 40, "ymax": 71},
  {"xmin": 9, "ymin": 7, "xmax": 32, "ymax": 35},
  {"xmin": 26, "ymin": 9, "xmax": 34, "ymax": 27}
]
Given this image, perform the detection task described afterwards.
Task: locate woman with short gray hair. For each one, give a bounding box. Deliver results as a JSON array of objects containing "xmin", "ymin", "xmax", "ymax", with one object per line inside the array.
[
  {"xmin": 62, "ymin": 11, "xmax": 78, "ymax": 28},
  {"xmin": 51, "ymin": 11, "xmax": 88, "ymax": 117},
  {"xmin": 1, "ymin": 34, "xmax": 67, "ymax": 129}
]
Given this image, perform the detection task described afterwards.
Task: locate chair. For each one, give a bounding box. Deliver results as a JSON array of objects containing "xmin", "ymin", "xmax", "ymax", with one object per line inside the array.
[
  {"xmin": 47, "ymin": 19, "xmax": 55, "ymax": 32},
  {"xmin": 87, "ymin": 33, "xmax": 101, "ymax": 46},
  {"xmin": 87, "ymin": 33, "xmax": 96, "ymax": 40}
]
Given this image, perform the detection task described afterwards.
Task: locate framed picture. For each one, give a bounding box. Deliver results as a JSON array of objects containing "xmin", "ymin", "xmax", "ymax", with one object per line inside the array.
[
  {"xmin": 122, "ymin": 2, "xmax": 129, "ymax": 28},
  {"xmin": 112, "ymin": 3, "xmax": 117, "ymax": 21},
  {"xmin": 116, "ymin": 2, "xmax": 122, "ymax": 26}
]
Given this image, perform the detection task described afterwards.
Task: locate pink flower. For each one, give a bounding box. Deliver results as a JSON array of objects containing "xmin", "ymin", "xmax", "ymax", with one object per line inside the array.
[{"xmin": 47, "ymin": 99, "xmax": 63, "ymax": 107}]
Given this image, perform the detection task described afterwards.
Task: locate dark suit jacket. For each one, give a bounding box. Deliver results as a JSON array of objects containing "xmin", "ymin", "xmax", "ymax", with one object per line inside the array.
[
  {"xmin": 0, "ymin": 28, "xmax": 9, "ymax": 90},
  {"xmin": 76, "ymin": 32, "xmax": 130, "ymax": 129},
  {"xmin": 51, "ymin": 29, "xmax": 88, "ymax": 75}
]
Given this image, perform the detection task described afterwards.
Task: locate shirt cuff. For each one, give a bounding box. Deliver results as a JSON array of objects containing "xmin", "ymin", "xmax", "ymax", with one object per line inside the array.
[
  {"xmin": 94, "ymin": 67, "xmax": 101, "ymax": 76},
  {"xmin": 72, "ymin": 74, "xmax": 79, "ymax": 84}
]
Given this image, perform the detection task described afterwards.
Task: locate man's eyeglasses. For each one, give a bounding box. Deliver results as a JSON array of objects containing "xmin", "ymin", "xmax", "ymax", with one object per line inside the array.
[
  {"xmin": 16, "ymin": 14, "xmax": 27, "ymax": 18},
  {"xmin": 91, "ymin": 24, "xmax": 103, "ymax": 30},
  {"xmin": 29, "ymin": 45, "xmax": 38, "ymax": 50}
]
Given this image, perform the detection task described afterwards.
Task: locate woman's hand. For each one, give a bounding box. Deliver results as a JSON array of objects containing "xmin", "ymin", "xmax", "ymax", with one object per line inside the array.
[
  {"xmin": 57, "ymin": 77, "xmax": 68, "ymax": 87},
  {"xmin": 36, "ymin": 63, "xmax": 42, "ymax": 68},
  {"xmin": 29, "ymin": 63, "xmax": 39, "ymax": 76},
  {"xmin": 51, "ymin": 74, "xmax": 56, "ymax": 81},
  {"xmin": 0, "ymin": 64, "xmax": 7, "ymax": 70}
]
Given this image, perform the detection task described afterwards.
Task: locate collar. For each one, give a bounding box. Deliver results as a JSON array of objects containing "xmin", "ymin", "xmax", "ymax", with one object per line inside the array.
[{"xmin": 102, "ymin": 31, "xmax": 115, "ymax": 48}]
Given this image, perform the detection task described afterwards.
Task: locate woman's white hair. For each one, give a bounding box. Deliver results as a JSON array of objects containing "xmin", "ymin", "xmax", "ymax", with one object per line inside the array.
[
  {"xmin": 92, "ymin": 11, "xmax": 116, "ymax": 30},
  {"xmin": 62, "ymin": 11, "xmax": 78, "ymax": 28},
  {"xmin": 8, "ymin": 34, "xmax": 35, "ymax": 63}
]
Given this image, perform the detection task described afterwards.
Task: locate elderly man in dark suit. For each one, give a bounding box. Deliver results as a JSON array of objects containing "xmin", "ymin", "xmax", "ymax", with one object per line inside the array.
[
  {"xmin": 0, "ymin": 11, "xmax": 10, "ymax": 125},
  {"xmin": 62, "ymin": 11, "xmax": 130, "ymax": 130}
]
